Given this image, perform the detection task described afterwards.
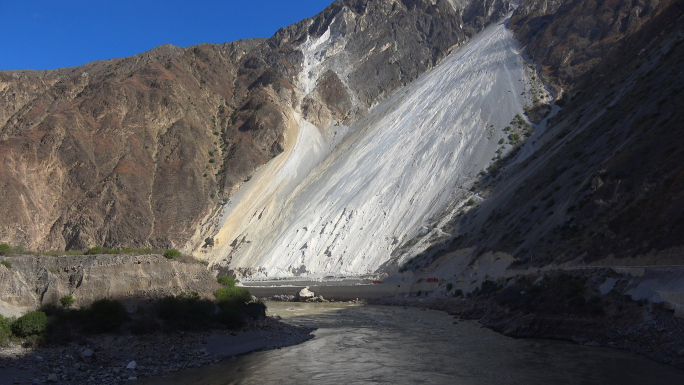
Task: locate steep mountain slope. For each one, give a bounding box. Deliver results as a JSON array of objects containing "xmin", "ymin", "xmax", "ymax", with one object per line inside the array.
[
  {"xmin": 411, "ymin": 0, "xmax": 684, "ymax": 277},
  {"xmin": 207, "ymin": 17, "xmax": 540, "ymax": 278},
  {"xmin": 0, "ymin": 0, "xmax": 510, "ymax": 252},
  {"xmin": 0, "ymin": 41, "xmax": 268, "ymax": 251},
  {"xmin": 207, "ymin": 0, "xmax": 684, "ymax": 280}
]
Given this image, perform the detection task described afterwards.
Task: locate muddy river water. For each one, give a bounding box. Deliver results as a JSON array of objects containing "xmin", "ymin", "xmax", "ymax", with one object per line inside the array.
[{"xmin": 140, "ymin": 302, "xmax": 684, "ymax": 384}]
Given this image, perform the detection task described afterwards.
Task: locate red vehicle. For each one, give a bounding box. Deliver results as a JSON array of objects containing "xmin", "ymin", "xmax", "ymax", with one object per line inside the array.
[
  {"xmin": 372, "ymin": 280, "xmax": 383, "ymax": 284},
  {"xmin": 426, "ymin": 278, "xmax": 438, "ymax": 282}
]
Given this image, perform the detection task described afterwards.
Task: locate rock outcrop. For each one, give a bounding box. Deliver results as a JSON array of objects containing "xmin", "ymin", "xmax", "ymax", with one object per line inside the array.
[{"xmin": 0, "ymin": 254, "xmax": 220, "ymax": 317}]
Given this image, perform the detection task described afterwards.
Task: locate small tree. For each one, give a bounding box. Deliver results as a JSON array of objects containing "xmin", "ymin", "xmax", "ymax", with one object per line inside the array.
[
  {"xmin": 84, "ymin": 299, "xmax": 129, "ymax": 333},
  {"xmin": 215, "ymin": 287, "xmax": 251, "ymax": 305},
  {"xmin": 217, "ymin": 275, "xmax": 236, "ymax": 288},
  {"xmin": 60, "ymin": 295, "xmax": 75, "ymax": 308}
]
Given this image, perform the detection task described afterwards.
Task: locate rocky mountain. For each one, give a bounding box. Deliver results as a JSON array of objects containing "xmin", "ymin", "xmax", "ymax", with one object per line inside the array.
[
  {"xmin": 203, "ymin": 0, "xmax": 684, "ymax": 279},
  {"xmin": 1, "ymin": 0, "xmax": 682, "ymax": 282},
  {"xmin": 0, "ymin": 0, "xmax": 511, "ymax": 253},
  {"xmin": 416, "ymin": 0, "xmax": 684, "ymax": 274}
]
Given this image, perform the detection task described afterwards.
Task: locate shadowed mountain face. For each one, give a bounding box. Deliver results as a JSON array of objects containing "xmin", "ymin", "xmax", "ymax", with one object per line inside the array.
[
  {"xmin": 0, "ymin": 0, "xmax": 511, "ymax": 252},
  {"xmin": 413, "ymin": 0, "xmax": 684, "ymax": 275}
]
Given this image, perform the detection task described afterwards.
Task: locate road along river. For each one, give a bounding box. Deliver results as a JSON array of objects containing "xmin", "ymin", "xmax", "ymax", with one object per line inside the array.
[{"xmin": 140, "ymin": 302, "xmax": 684, "ymax": 384}]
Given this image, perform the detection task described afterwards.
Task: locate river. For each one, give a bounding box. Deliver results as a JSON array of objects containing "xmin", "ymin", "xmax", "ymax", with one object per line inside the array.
[{"xmin": 140, "ymin": 302, "xmax": 684, "ymax": 384}]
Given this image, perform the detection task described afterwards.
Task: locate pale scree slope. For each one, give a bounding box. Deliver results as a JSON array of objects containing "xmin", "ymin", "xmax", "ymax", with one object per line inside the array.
[{"xmin": 207, "ymin": 18, "xmax": 534, "ymax": 279}]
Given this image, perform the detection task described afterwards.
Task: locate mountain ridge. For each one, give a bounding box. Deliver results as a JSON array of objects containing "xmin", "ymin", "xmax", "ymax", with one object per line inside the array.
[{"xmin": 0, "ymin": 0, "xmax": 511, "ymax": 253}]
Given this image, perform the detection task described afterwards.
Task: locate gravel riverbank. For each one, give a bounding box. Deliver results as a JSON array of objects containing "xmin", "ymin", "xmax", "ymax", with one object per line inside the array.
[{"xmin": 0, "ymin": 316, "xmax": 313, "ymax": 384}]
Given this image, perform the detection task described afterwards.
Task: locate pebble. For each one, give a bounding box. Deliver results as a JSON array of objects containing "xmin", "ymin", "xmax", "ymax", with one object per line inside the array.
[{"xmin": 80, "ymin": 349, "xmax": 94, "ymax": 363}]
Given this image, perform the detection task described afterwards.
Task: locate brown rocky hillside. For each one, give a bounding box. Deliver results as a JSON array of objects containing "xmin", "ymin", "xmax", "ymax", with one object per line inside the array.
[{"xmin": 0, "ymin": 0, "xmax": 511, "ymax": 252}]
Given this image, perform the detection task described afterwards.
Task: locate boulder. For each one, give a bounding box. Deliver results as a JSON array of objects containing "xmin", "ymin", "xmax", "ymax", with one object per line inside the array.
[
  {"xmin": 80, "ymin": 349, "xmax": 94, "ymax": 363},
  {"xmin": 297, "ymin": 287, "xmax": 315, "ymax": 302},
  {"xmin": 126, "ymin": 360, "xmax": 138, "ymax": 370},
  {"xmin": 47, "ymin": 374, "xmax": 59, "ymax": 382}
]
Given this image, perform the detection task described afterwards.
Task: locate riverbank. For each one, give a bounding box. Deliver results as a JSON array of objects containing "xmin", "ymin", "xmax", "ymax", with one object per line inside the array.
[
  {"xmin": 371, "ymin": 293, "xmax": 684, "ymax": 371},
  {"xmin": 0, "ymin": 315, "xmax": 313, "ymax": 384}
]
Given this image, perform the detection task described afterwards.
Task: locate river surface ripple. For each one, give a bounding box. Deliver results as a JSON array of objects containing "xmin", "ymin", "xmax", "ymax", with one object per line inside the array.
[{"xmin": 140, "ymin": 302, "xmax": 684, "ymax": 384}]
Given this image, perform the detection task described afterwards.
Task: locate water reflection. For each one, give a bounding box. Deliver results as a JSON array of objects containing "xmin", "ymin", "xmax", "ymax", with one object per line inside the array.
[{"xmin": 140, "ymin": 303, "xmax": 684, "ymax": 384}]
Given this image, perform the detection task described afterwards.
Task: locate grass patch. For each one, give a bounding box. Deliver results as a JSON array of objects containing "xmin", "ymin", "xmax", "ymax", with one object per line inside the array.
[{"xmin": 163, "ymin": 249, "xmax": 181, "ymax": 259}]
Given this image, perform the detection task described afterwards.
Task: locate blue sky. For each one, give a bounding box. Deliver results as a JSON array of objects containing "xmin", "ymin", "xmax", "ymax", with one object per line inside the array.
[{"xmin": 0, "ymin": 0, "xmax": 334, "ymax": 71}]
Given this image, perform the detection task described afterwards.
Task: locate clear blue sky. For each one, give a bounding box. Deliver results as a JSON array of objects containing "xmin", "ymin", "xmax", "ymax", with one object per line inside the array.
[{"xmin": 0, "ymin": 0, "xmax": 334, "ymax": 71}]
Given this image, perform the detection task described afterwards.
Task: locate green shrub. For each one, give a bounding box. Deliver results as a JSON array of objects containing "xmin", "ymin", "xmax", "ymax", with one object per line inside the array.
[
  {"xmin": 155, "ymin": 292, "xmax": 214, "ymax": 331},
  {"xmin": 60, "ymin": 295, "xmax": 75, "ymax": 308},
  {"xmin": 216, "ymin": 304, "xmax": 243, "ymax": 329},
  {"xmin": 241, "ymin": 302, "xmax": 266, "ymax": 320},
  {"xmin": 163, "ymin": 249, "xmax": 181, "ymax": 259},
  {"xmin": 1, "ymin": 260, "xmax": 11, "ymax": 268},
  {"xmin": 478, "ymin": 280, "xmax": 501, "ymax": 296},
  {"xmin": 0, "ymin": 244, "xmax": 11, "ymax": 256},
  {"xmin": 453, "ymin": 289, "xmax": 464, "ymax": 297},
  {"xmin": 84, "ymin": 246, "xmax": 104, "ymax": 255},
  {"xmin": 217, "ymin": 275, "xmax": 236, "ymax": 287},
  {"xmin": 446, "ymin": 283, "xmax": 453, "ymax": 291},
  {"xmin": 509, "ymin": 133, "xmax": 521, "ymax": 144},
  {"xmin": 83, "ymin": 299, "xmax": 128, "ymax": 333},
  {"xmin": 215, "ymin": 287, "xmax": 251, "ymax": 305},
  {"xmin": 465, "ymin": 198, "xmax": 476, "ymax": 206},
  {"xmin": 0, "ymin": 315, "xmax": 16, "ymax": 347},
  {"xmin": 11, "ymin": 311, "xmax": 49, "ymax": 337}
]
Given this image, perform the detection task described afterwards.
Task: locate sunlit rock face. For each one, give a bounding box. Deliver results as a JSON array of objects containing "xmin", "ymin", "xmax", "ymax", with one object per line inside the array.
[
  {"xmin": 208, "ymin": 17, "xmax": 533, "ymax": 279},
  {"xmin": 0, "ymin": 0, "xmax": 510, "ymax": 253}
]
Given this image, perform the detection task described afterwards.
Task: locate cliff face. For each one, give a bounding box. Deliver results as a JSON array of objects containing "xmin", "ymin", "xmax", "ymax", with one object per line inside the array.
[
  {"xmin": 0, "ymin": 0, "xmax": 511, "ymax": 253},
  {"xmin": 510, "ymin": 0, "xmax": 667, "ymax": 89},
  {"xmin": 0, "ymin": 254, "xmax": 219, "ymax": 317}
]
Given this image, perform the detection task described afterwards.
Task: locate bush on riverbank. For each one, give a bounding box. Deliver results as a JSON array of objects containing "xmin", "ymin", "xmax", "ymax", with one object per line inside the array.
[
  {"xmin": 11, "ymin": 311, "xmax": 49, "ymax": 337},
  {"xmin": 0, "ymin": 315, "xmax": 17, "ymax": 347},
  {"xmin": 3, "ymin": 285, "xmax": 265, "ymax": 347},
  {"xmin": 84, "ymin": 299, "xmax": 130, "ymax": 333},
  {"xmin": 155, "ymin": 292, "xmax": 215, "ymax": 331},
  {"xmin": 217, "ymin": 275, "xmax": 236, "ymax": 287}
]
